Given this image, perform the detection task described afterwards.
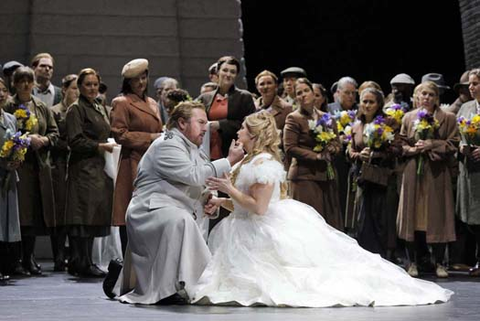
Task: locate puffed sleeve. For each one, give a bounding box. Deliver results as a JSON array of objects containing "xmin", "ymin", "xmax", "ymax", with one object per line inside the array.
[{"xmin": 251, "ymin": 158, "xmax": 286, "ymax": 185}]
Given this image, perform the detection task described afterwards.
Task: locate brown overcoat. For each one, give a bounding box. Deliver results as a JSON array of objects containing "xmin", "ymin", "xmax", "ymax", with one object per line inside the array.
[
  {"xmin": 110, "ymin": 94, "xmax": 163, "ymax": 225},
  {"xmin": 397, "ymin": 107, "xmax": 459, "ymax": 243},
  {"xmin": 283, "ymin": 109, "xmax": 343, "ymax": 230},
  {"xmin": 5, "ymin": 96, "xmax": 59, "ymax": 229}
]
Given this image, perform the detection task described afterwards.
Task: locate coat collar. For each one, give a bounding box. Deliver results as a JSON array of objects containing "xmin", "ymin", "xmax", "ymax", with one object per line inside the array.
[{"xmin": 126, "ymin": 93, "xmax": 159, "ymax": 120}]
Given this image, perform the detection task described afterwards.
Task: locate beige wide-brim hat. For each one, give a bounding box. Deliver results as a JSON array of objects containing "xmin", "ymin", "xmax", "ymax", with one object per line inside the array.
[{"xmin": 121, "ymin": 58, "xmax": 148, "ymax": 78}]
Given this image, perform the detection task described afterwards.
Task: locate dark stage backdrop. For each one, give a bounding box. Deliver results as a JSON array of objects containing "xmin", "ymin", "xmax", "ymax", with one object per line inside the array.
[{"xmin": 240, "ymin": 0, "xmax": 465, "ymax": 104}]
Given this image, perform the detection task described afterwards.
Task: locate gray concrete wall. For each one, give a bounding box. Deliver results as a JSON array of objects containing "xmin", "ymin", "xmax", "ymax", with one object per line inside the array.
[
  {"xmin": 459, "ymin": 0, "xmax": 480, "ymax": 69},
  {"xmin": 0, "ymin": 0, "xmax": 246, "ymax": 258},
  {"xmin": 0, "ymin": 0, "xmax": 246, "ymax": 101}
]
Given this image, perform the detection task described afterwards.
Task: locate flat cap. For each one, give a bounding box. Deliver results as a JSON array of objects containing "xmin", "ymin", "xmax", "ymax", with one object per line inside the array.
[
  {"xmin": 121, "ymin": 58, "xmax": 148, "ymax": 78},
  {"xmin": 2, "ymin": 60, "xmax": 24, "ymax": 76},
  {"xmin": 390, "ymin": 73, "xmax": 415, "ymax": 85},
  {"xmin": 280, "ymin": 66, "xmax": 307, "ymax": 78}
]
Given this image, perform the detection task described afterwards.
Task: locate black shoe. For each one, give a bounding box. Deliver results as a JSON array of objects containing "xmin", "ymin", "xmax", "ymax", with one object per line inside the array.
[
  {"xmin": 79, "ymin": 264, "xmax": 106, "ymax": 278},
  {"xmin": 103, "ymin": 259, "xmax": 123, "ymax": 299},
  {"xmin": 23, "ymin": 257, "xmax": 42, "ymax": 275},
  {"xmin": 0, "ymin": 271, "xmax": 9, "ymax": 282},
  {"xmin": 12, "ymin": 262, "xmax": 30, "ymax": 276},
  {"xmin": 156, "ymin": 293, "xmax": 188, "ymax": 305},
  {"xmin": 53, "ymin": 261, "xmax": 67, "ymax": 272}
]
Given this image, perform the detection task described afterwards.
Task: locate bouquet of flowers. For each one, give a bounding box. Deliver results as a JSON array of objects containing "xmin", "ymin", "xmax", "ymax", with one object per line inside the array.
[
  {"xmin": 13, "ymin": 104, "xmax": 38, "ymax": 132},
  {"xmin": 308, "ymin": 113, "xmax": 337, "ymax": 180},
  {"xmin": 363, "ymin": 115, "xmax": 395, "ymax": 150},
  {"xmin": 385, "ymin": 103, "xmax": 405, "ymax": 125},
  {"xmin": 457, "ymin": 114, "xmax": 480, "ymax": 146},
  {"xmin": 334, "ymin": 110, "xmax": 356, "ymax": 143},
  {"xmin": 413, "ymin": 109, "xmax": 439, "ymax": 176},
  {"xmin": 0, "ymin": 129, "xmax": 30, "ymax": 195}
]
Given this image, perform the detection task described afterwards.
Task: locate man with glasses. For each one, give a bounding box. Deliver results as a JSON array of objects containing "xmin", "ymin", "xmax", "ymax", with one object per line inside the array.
[
  {"xmin": 31, "ymin": 52, "xmax": 62, "ymax": 107},
  {"xmin": 327, "ymin": 76, "xmax": 358, "ymax": 114}
]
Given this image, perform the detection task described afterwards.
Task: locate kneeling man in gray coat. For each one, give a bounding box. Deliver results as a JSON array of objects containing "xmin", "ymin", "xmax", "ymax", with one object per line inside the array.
[{"xmin": 110, "ymin": 101, "xmax": 244, "ymax": 304}]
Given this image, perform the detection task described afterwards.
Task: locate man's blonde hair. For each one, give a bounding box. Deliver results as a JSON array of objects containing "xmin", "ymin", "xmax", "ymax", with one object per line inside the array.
[{"xmin": 166, "ymin": 101, "xmax": 206, "ymax": 130}]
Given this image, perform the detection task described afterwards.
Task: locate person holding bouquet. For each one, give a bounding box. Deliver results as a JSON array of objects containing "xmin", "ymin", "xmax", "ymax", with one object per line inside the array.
[
  {"xmin": 284, "ymin": 78, "xmax": 343, "ymax": 231},
  {"xmin": 4, "ymin": 67, "xmax": 59, "ymax": 276},
  {"xmin": 347, "ymin": 88, "xmax": 401, "ymax": 259},
  {"xmin": 397, "ymin": 81, "xmax": 459, "ymax": 278},
  {"xmin": 456, "ymin": 68, "xmax": 480, "ymax": 276},
  {"xmin": 0, "ymin": 78, "xmax": 22, "ymax": 281}
]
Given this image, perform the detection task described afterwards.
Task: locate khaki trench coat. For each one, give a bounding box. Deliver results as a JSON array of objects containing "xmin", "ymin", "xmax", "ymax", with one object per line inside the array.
[
  {"xmin": 110, "ymin": 94, "xmax": 163, "ymax": 226},
  {"xmin": 397, "ymin": 107, "xmax": 459, "ymax": 243}
]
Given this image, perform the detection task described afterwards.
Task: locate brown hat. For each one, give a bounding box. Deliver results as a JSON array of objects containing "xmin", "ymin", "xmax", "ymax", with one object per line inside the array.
[
  {"xmin": 121, "ymin": 58, "xmax": 148, "ymax": 78},
  {"xmin": 453, "ymin": 70, "xmax": 470, "ymax": 93}
]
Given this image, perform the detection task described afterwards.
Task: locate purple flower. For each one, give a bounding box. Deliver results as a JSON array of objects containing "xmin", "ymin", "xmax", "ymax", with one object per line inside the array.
[
  {"xmin": 319, "ymin": 113, "xmax": 333, "ymax": 128},
  {"xmin": 417, "ymin": 109, "xmax": 428, "ymax": 119},
  {"xmin": 374, "ymin": 115, "xmax": 385, "ymax": 125}
]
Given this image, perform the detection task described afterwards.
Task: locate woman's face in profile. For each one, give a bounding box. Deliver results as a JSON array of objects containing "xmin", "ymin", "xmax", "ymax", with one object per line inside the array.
[
  {"xmin": 218, "ymin": 63, "xmax": 238, "ymax": 88},
  {"xmin": 0, "ymin": 82, "xmax": 9, "ymax": 104}
]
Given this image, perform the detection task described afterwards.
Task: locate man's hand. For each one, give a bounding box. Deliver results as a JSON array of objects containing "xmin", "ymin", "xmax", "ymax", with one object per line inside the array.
[
  {"xmin": 226, "ymin": 139, "xmax": 244, "ymax": 166},
  {"xmin": 204, "ymin": 196, "xmax": 225, "ymax": 217}
]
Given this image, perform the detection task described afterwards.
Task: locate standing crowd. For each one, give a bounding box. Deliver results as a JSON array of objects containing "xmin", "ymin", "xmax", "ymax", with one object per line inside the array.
[{"xmin": 0, "ymin": 52, "xmax": 479, "ymax": 286}]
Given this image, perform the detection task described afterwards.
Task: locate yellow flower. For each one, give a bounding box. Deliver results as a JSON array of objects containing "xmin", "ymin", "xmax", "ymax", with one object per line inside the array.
[{"xmin": 14, "ymin": 109, "xmax": 27, "ymax": 119}]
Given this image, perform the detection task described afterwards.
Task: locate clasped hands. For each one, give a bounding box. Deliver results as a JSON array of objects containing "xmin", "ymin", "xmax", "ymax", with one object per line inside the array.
[
  {"xmin": 406, "ymin": 139, "xmax": 434, "ymax": 156},
  {"xmin": 460, "ymin": 145, "xmax": 480, "ymax": 162},
  {"xmin": 316, "ymin": 144, "xmax": 337, "ymax": 162},
  {"xmin": 203, "ymin": 173, "xmax": 232, "ymax": 216},
  {"xmin": 28, "ymin": 134, "xmax": 49, "ymax": 150},
  {"xmin": 358, "ymin": 147, "xmax": 385, "ymax": 162}
]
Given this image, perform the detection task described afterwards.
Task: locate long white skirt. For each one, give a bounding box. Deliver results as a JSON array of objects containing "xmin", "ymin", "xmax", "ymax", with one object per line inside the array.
[{"xmin": 191, "ymin": 199, "xmax": 453, "ymax": 307}]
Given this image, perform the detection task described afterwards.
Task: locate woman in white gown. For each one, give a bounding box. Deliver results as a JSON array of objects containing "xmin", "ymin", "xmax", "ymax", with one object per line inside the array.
[{"xmin": 191, "ymin": 111, "xmax": 453, "ymax": 307}]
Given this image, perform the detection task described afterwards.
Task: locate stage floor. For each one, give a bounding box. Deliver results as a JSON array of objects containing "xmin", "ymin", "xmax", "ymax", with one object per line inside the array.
[{"xmin": 1, "ymin": 262, "xmax": 479, "ymax": 321}]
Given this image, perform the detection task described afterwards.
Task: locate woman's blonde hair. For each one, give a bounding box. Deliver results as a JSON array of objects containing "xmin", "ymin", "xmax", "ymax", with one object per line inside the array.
[
  {"xmin": 230, "ymin": 111, "xmax": 288, "ymax": 199},
  {"xmin": 413, "ymin": 81, "xmax": 439, "ymax": 109}
]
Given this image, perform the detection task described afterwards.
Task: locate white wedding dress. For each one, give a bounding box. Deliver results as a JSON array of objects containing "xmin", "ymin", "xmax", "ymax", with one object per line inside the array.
[{"xmin": 191, "ymin": 153, "xmax": 453, "ymax": 307}]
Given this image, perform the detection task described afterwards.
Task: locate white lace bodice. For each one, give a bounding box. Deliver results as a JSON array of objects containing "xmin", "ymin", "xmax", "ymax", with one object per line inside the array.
[{"xmin": 231, "ymin": 153, "xmax": 286, "ymax": 216}]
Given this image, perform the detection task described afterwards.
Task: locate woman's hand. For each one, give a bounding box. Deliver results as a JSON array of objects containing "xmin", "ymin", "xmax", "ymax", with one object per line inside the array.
[
  {"xmin": 29, "ymin": 134, "xmax": 48, "ymax": 150},
  {"xmin": 316, "ymin": 151, "xmax": 332, "ymax": 162},
  {"xmin": 471, "ymin": 146, "xmax": 480, "ymax": 162},
  {"xmin": 150, "ymin": 133, "xmax": 162, "ymax": 141},
  {"xmin": 98, "ymin": 142, "xmax": 118, "ymax": 153},
  {"xmin": 210, "ymin": 121, "xmax": 220, "ymax": 132},
  {"xmin": 206, "ymin": 172, "xmax": 233, "ymax": 195},
  {"xmin": 359, "ymin": 147, "xmax": 371, "ymax": 162},
  {"xmin": 415, "ymin": 139, "xmax": 433, "ymax": 153}
]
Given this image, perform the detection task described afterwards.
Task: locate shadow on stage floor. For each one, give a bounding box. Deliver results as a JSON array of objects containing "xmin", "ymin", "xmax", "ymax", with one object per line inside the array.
[{"xmin": 1, "ymin": 261, "xmax": 479, "ymax": 321}]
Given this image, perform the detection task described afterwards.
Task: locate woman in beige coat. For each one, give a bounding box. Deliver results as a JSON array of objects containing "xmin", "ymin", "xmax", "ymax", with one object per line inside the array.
[
  {"xmin": 397, "ymin": 81, "xmax": 459, "ymax": 278},
  {"xmin": 110, "ymin": 59, "xmax": 163, "ymax": 254}
]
